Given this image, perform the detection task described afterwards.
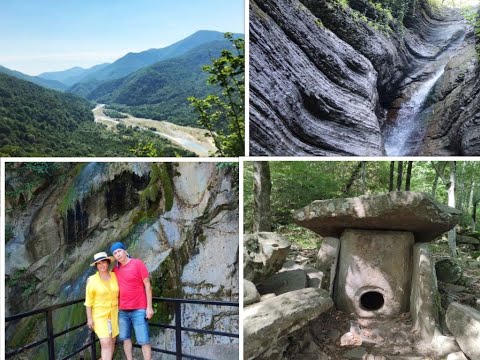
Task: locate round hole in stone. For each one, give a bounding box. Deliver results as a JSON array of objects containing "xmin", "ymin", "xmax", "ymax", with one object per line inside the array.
[{"xmin": 360, "ymin": 291, "xmax": 384, "ymax": 311}]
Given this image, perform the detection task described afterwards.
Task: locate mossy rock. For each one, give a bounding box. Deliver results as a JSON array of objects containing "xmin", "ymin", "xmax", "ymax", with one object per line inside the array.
[
  {"xmin": 462, "ymin": 231, "xmax": 480, "ymax": 240},
  {"xmin": 471, "ymin": 250, "xmax": 480, "ymax": 260},
  {"xmin": 139, "ymin": 163, "xmax": 174, "ymax": 214},
  {"xmin": 435, "ymin": 258, "xmax": 463, "ymax": 284}
]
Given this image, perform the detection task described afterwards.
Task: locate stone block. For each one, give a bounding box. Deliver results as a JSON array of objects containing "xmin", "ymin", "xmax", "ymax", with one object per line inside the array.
[
  {"xmin": 244, "ymin": 279, "xmax": 260, "ymax": 306},
  {"xmin": 244, "ymin": 232, "xmax": 291, "ymax": 284},
  {"xmin": 293, "ymin": 192, "xmax": 461, "ymax": 242},
  {"xmin": 334, "ymin": 229, "xmax": 414, "ymax": 317},
  {"xmin": 257, "ymin": 269, "xmax": 308, "ymax": 295},
  {"xmin": 446, "ymin": 302, "xmax": 480, "ymax": 359},
  {"xmin": 243, "ymin": 288, "xmax": 333, "ymax": 360}
]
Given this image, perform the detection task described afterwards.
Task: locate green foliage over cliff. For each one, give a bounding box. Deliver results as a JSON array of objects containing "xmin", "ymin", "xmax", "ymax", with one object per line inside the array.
[
  {"xmin": 371, "ymin": 0, "xmax": 420, "ymax": 23},
  {"xmin": 463, "ymin": 8, "xmax": 480, "ymax": 58}
]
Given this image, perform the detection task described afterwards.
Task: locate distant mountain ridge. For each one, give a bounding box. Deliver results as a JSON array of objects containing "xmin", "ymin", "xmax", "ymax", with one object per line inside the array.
[
  {"xmin": 86, "ymin": 39, "xmax": 235, "ymax": 103},
  {"xmin": 1, "ymin": 30, "xmax": 242, "ymax": 97},
  {"xmin": 0, "ymin": 65, "xmax": 67, "ymax": 91},
  {"xmin": 38, "ymin": 63, "xmax": 110, "ymax": 86},
  {"xmin": 74, "ymin": 30, "xmax": 240, "ymax": 85}
]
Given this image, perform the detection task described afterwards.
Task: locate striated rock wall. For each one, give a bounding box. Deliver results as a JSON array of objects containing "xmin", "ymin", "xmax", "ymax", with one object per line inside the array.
[
  {"xmin": 250, "ymin": 0, "xmax": 473, "ymax": 155},
  {"xmin": 250, "ymin": 0, "xmax": 382, "ymax": 155}
]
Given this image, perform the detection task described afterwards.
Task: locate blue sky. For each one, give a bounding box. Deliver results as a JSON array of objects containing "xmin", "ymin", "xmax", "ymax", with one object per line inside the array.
[{"xmin": 0, "ymin": 0, "xmax": 244, "ymax": 75}]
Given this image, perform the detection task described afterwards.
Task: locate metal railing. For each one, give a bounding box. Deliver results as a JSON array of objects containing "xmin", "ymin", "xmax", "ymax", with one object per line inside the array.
[
  {"xmin": 5, "ymin": 297, "xmax": 239, "ymax": 360},
  {"xmin": 5, "ymin": 299, "xmax": 97, "ymax": 360}
]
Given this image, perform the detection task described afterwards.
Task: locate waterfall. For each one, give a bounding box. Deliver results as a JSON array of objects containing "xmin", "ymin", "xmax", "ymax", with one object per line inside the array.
[
  {"xmin": 383, "ymin": 31, "xmax": 466, "ymax": 156},
  {"xmin": 384, "ymin": 66, "xmax": 445, "ymax": 156}
]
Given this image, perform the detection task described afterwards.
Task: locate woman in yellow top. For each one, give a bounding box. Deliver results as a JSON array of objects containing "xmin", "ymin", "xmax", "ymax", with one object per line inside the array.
[{"xmin": 84, "ymin": 252, "xmax": 119, "ymax": 360}]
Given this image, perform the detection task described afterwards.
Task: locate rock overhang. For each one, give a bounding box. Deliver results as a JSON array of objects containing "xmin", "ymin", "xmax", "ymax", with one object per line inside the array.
[{"xmin": 292, "ymin": 191, "xmax": 461, "ymax": 242}]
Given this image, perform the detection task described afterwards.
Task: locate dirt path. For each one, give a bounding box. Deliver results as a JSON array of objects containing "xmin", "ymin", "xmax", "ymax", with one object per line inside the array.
[{"xmin": 92, "ymin": 104, "xmax": 217, "ymax": 157}]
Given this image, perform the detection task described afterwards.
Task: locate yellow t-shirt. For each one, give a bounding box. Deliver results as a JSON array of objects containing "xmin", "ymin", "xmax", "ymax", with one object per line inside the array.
[{"xmin": 84, "ymin": 272, "xmax": 119, "ymax": 338}]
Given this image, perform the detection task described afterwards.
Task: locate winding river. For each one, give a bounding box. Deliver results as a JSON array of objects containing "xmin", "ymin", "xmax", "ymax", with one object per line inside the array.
[{"xmin": 93, "ymin": 104, "xmax": 216, "ymax": 157}]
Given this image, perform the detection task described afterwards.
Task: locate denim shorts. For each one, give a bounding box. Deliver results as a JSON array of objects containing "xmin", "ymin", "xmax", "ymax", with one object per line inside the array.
[{"xmin": 118, "ymin": 309, "xmax": 150, "ymax": 345}]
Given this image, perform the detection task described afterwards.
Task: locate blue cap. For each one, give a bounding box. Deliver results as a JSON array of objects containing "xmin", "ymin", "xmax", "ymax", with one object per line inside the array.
[{"xmin": 110, "ymin": 242, "xmax": 126, "ymax": 254}]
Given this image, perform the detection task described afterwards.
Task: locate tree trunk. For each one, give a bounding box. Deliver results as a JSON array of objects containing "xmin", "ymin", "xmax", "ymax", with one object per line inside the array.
[
  {"xmin": 457, "ymin": 161, "xmax": 467, "ymax": 214},
  {"xmin": 361, "ymin": 161, "xmax": 366, "ymax": 193},
  {"xmin": 343, "ymin": 162, "xmax": 363, "ymax": 194},
  {"xmin": 431, "ymin": 162, "xmax": 448, "ymax": 199},
  {"xmin": 389, "ymin": 161, "xmax": 394, "ymax": 192},
  {"xmin": 253, "ymin": 161, "xmax": 272, "ymax": 233},
  {"xmin": 468, "ymin": 180, "xmax": 475, "ymax": 223},
  {"xmin": 405, "ymin": 161, "xmax": 413, "ymax": 191},
  {"xmin": 472, "ymin": 200, "xmax": 478, "ymax": 232},
  {"xmin": 448, "ymin": 161, "xmax": 457, "ymax": 257},
  {"xmin": 432, "ymin": 172, "xmax": 439, "ymax": 197},
  {"xmin": 396, "ymin": 161, "xmax": 403, "ymax": 191}
]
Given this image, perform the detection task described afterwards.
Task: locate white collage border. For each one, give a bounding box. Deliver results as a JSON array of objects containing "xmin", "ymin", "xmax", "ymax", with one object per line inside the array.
[{"xmin": 1, "ymin": 0, "xmax": 480, "ymax": 358}]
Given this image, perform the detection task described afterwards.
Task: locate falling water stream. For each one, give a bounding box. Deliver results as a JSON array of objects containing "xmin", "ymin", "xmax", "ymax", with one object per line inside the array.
[
  {"xmin": 383, "ymin": 31, "xmax": 467, "ymax": 156},
  {"xmin": 384, "ymin": 66, "xmax": 446, "ymax": 156}
]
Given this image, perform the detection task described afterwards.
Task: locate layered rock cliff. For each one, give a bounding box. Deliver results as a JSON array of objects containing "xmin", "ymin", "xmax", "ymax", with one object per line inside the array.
[
  {"xmin": 250, "ymin": 0, "xmax": 476, "ymax": 155},
  {"xmin": 424, "ymin": 13, "xmax": 480, "ymax": 155},
  {"xmin": 5, "ymin": 162, "xmax": 239, "ymax": 359}
]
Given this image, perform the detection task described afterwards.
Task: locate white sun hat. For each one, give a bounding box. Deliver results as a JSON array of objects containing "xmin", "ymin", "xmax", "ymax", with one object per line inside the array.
[{"xmin": 90, "ymin": 252, "xmax": 115, "ymax": 266}]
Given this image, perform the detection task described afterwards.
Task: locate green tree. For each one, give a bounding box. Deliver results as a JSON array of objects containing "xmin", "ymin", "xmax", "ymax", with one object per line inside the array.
[
  {"xmin": 189, "ymin": 33, "xmax": 245, "ymax": 157},
  {"xmin": 129, "ymin": 142, "xmax": 159, "ymax": 157}
]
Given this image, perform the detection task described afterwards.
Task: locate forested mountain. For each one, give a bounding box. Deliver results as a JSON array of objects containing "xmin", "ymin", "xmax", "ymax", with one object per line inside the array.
[
  {"xmin": 0, "ymin": 73, "xmax": 194, "ymax": 157},
  {"xmin": 68, "ymin": 30, "xmax": 238, "ymax": 95},
  {"xmin": 0, "ymin": 65, "xmax": 67, "ymax": 91},
  {"xmin": 38, "ymin": 63, "xmax": 110, "ymax": 87},
  {"xmin": 0, "ymin": 73, "xmax": 92, "ymax": 155},
  {"xmin": 83, "ymin": 39, "xmax": 238, "ymax": 127}
]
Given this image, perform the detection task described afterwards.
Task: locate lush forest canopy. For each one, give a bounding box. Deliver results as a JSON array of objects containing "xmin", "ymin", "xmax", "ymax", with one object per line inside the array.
[
  {"xmin": 0, "ymin": 73, "xmax": 194, "ymax": 157},
  {"xmin": 244, "ymin": 161, "xmax": 480, "ymax": 245}
]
